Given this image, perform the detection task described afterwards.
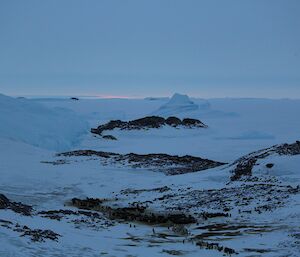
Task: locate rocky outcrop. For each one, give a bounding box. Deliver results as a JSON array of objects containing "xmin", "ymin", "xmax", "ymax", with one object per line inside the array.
[
  {"xmin": 0, "ymin": 193, "xmax": 32, "ymax": 216},
  {"xmin": 165, "ymin": 116, "xmax": 182, "ymax": 126},
  {"xmin": 230, "ymin": 141, "xmax": 300, "ymax": 181},
  {"xmin": 0, "ymin": 194, "xmax": 9, "ymax": 208},
  {"xmin": 57, "ymin": 150, "xmax": 225, "ymax": 175},
  {"xmin": 91, "ymin": 116, "xmax": 207, "ymax": 135}
]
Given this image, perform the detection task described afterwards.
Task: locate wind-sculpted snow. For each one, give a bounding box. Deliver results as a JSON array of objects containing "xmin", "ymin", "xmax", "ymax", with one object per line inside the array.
[{"xmin": 0, "ymin": 94, "xmax": 88, "ymax": 150}]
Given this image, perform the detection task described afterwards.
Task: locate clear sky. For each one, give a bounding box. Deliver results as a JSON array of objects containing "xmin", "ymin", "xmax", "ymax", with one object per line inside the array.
[{"xmin": 0, "ymin": 0, "xmax": 299, "ymax": 98}]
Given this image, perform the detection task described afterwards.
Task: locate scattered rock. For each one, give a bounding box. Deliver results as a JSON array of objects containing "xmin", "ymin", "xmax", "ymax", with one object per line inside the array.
[
  {"xmin": 102, "ymin": 135, "xmax": 117, "ymax": 140},
  {"xmin": 71, "ymin": 197, "xmax": 196, "ymax": 225},
  {"xmin": 0, "ymin": 219, "xmax": 60, "ymax": 242},
  {"xmin": 38, "ymin": 208, "xmax": 114, "ymax": 230},
  {"xmin": 147, "ymin": 183, "xmax": 300, "ymax": 219},
  {"xmin": 196, "ymin": 240, "xmax": 238, "ymax": 255},
  {"xmin": 20, "ymin": 227, "xmax": 60, "ymax": 242}
]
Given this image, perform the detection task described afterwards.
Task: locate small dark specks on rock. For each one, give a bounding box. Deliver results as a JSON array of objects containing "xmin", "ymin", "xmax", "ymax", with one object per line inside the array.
[{"xmin": 266, "ymin": 163, "xmax": 274, "ymax": 169}]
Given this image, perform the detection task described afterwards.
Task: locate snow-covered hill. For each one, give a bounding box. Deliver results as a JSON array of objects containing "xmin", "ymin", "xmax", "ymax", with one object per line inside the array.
[{"xmin": 0, "ymin": 94, "xmax": 88, "ymax": 150}]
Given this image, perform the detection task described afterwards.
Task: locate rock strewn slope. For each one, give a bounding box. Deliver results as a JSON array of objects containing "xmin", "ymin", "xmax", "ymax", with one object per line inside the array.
[{"xmin": 230, "ymin": 141, "xmax": 300, "ymax": 180}]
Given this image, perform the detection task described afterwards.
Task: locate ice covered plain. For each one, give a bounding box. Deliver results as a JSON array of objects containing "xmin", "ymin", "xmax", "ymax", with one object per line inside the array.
[{"xmin": 0, "ymin": 93, "xmax": 300, "ymax": 257}]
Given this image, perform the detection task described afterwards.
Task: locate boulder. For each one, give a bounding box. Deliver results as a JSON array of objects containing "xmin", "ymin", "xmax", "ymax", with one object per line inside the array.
[
  {"xmin": 165, "ymin": 116, "xmax": 182, "ymax": 127},
  {"xmin": 182, "ymin": 118, "xmax": 207, "ymax": 128},
  {"xmin": 128, "ymin": 116, "xmax": 166, "ymax": 129}
]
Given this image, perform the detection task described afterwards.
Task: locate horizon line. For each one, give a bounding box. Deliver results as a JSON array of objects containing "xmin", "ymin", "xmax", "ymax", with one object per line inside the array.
[{"xmin": 4, "ymin": 93, "xmax": 300, "ymax": 101}]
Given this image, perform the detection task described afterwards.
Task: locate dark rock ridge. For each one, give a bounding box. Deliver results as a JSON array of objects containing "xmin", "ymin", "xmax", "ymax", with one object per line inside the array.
[
  {"xmin": 230, "ymin": 141, "xmax": 300, "ymax": 181},
  {"xmin": 0, "ymin": 193, "xmax": 32, "ymax": 216},
  {"xmin": 91, "ymin": 116, "xmax": 207, "ymax": 135},
  {"xmin": 57, "ymin": 150, "xmax": 226, "ymax": 175}
]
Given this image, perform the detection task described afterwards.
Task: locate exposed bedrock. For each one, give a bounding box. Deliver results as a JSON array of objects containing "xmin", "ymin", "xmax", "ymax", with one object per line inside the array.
[
  {"xmin": 57, "ymin": 150, "xmax": 226, "ymax": 175},
  {"xmin": 91, "ymin": 116, "xmax": 207, "ymax": 135}
]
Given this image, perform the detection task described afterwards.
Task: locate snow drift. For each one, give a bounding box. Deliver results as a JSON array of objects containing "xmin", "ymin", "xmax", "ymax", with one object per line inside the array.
[{"xmin": 0, "ymin": 94, "xmax": 88, "ymax": 151}]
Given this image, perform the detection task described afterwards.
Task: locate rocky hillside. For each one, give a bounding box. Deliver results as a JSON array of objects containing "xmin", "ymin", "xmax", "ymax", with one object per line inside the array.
[{"xmin": 230, "ymin": 141, "xmax": 300, "ymax": 180}]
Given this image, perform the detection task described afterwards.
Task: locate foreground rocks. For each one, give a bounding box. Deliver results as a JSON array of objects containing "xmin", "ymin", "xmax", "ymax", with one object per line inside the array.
[
  {"xmin": 0, "ymin": 219, "xmax": 60, "ymax": 242},
  {"xmin": 67, "ymin": 177, "xmax": 300, "ymax": 256},
  {"xmin": 230, "ymin": 141, "xmax": 300, "ymax": 180},
  {"xmin": 0, "ymin": 193, "xmax": 32, "ymax": 216},
  {"xmin": 71, "ymin": 197, "xmax": 196, "ymax": 225},
  {"xmin": 57, "ymin": 150, "xmax": 226, "ymax": 175},
  {"xmin": 91, "ymin": 116, "xmax": 207, "ymax": 135},
  {"xmin": 197, "ymin": 241, "xmax": 238, "ymax": 255},
  {"xmin": 20, "ymin": 227, "xmax": 61, "ymax": 242}
]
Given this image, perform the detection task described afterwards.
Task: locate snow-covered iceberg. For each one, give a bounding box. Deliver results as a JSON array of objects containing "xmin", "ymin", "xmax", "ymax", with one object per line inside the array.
[
  {"xmin": 0, "ymin": 94, "xmax": 88, "ymax": 151},
  {"xmin": 153, "ymin": 93, "xmax": 199, "ymax": 116}
]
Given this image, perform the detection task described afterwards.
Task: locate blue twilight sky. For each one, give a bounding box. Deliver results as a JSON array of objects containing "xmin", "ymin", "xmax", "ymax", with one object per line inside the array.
[{"xmin": 0, "ymin": 0, "xmax": 299, "ymax": 98}]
